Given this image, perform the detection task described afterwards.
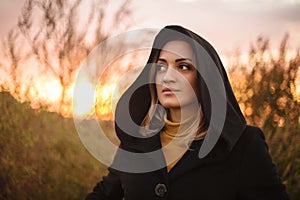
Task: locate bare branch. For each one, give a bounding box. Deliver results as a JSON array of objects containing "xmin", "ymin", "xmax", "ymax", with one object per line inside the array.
[{"xmin": 1, "ymin": 0, "xmax": 134, "ymax": 114}]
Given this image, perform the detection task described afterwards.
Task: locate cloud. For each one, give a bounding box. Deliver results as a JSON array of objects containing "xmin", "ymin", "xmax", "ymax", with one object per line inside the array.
[
  {"xmin": 176, "ymin": 0, "xmax": 200, "ymax": 2},
  {"xmin": 272, "ymin": 4, "xmax": 300, "ymax": 21},
  {"xmin": 222, "ymin": 0, "xmax": 300, "ymax": 3},
  {"xmin": 0, "ymin": 0, "xmax": 25, "ymax": 36}
]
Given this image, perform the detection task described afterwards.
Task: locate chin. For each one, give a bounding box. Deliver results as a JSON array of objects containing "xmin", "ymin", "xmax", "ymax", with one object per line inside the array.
[{"xmin": 159, "ymin": 101, "xmax": 180, "ymax": 109}]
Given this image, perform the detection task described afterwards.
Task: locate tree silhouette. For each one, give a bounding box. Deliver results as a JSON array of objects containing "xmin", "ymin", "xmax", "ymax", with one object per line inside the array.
[
  {"xmin": 229, "ymin": 35, "xmax": 300, "ymax": 199},
  {"xmin": 1, "ymin": 0, "xmax": 132, "ymax": 113}
]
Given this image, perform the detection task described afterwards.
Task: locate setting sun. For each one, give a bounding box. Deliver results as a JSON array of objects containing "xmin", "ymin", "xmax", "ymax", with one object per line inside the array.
[
  {"xmin": 72, "ymin": 78, "xmax": 95, "ymax": 118},
  {"xmin": 44, "ymin": 79, "xmax": 63, "ymax": 102},
  {"xmin": 71, "ymin": 78, "xmax": 119, "ymax": 120},
  {"xmin": 95, "ymin": 83, "xmax": 117, "ymax": 120}
]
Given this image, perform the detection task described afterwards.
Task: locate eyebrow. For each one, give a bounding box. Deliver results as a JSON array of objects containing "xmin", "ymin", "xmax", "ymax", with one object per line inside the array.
[{"xmin": 158, "ymin": 58, "xmax": 193, "ymax": 62}]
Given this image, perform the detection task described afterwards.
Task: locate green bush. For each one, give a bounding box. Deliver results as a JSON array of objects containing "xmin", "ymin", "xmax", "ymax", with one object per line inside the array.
[
  {"xmin": 229, "ymin": 35, "xmax": 300, "ymax": 199},
  {"xmin": 0, "ymin": 35, "xmax": 299, "ymax": 199},
  {"xmin": 0, "ymin": 92, "xmax": 107, "ymax": 200}
]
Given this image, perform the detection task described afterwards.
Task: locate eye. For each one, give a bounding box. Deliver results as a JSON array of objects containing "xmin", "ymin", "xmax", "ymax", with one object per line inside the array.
[
  {"xmin": 156, "ymin": 64, "xmax": 168, "ymax": 72},
  {"xmin": 179, "ymin": 64, "xmax": 192, "ymax": 71}
]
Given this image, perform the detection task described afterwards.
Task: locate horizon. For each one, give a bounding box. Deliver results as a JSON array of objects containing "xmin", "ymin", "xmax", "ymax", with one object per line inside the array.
[{"xmin": 0, "ymin": 0, "xmax": 299, "ymax": 119}]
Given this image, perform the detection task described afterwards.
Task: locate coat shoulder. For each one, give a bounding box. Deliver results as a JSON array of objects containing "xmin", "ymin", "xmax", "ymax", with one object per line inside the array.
[
  {"xmin": 229, "ymin": 125, "xmax": 265, "ymax": 158},
  {"xmin": 235, "ymin": 125, "xmax": 290, "ymax": 199},
  {"xmin": 240, "ymin": 125, "xmax": 265, "ymax": 141},
  {"xmin": 233, "ymin": 125, "xmax": 267, "ymax": 153}
]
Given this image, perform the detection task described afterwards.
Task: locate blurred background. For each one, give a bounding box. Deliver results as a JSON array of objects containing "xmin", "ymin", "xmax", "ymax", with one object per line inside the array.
[{"xmin": 0, "ymin": 0, "xmax": 299, "ymax": 199}]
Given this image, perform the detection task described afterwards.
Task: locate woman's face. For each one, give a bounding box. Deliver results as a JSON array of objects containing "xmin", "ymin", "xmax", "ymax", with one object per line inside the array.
[{"xmin": 155, "ymin": 40, "xmax": 198, "ymax": 110}]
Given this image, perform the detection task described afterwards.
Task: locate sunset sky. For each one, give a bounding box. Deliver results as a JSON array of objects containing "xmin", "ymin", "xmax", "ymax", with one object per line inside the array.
[
  {"xmin": 0, "ymin": 0, "xmax": 299, "ymax": 118},
  {"xmin": 129, "ymin": 0, "xmax": 300, "ymax": 54},
  {"xmin": 1, "ymin": 0, "xmax": 300, "ymax": 55}
]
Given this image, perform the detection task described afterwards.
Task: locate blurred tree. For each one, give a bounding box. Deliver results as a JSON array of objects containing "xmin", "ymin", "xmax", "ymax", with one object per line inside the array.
[
  {"xmin": 0, "ymin": 91, "xmax": 106, "ymax": 199},
  {"xmin": 229, "ymin": 34, "xmax": 300, "ymax": 199},
  {"xmin": 1, "ymin": 0, "xmax": 132, "ymax": 112}
]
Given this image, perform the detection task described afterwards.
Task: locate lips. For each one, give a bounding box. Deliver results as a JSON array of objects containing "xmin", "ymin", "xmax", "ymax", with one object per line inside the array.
[{"xmin": 162, "ymin": 87, "xmax": 179, "ymax": 94}]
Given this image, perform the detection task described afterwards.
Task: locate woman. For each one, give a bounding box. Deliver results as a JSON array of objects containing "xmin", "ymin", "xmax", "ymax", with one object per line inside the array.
[{"xmin": 86, "ymin": 25, "xmax": 289, "ymax": 199}]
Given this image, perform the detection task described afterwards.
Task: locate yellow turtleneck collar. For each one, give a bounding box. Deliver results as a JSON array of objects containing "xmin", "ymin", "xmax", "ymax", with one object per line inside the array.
[{"xmin": 160, "ymin": 115, "xmax": 195, "ymax": 172}]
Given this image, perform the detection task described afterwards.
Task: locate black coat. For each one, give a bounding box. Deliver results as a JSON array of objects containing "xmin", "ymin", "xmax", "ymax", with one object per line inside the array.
[
  {"xmin": 86, "ymin": 125, "xmax": 289, "ymax": 200},
  {"xmin": 86, "ymin": 25, "xmax": 289, "ymax": 199}
]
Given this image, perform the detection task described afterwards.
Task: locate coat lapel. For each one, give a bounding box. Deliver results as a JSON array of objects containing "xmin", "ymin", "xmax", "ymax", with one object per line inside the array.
[{"xmin": 167, "ymin": 138, "xmax": 230, "ymax": 182}]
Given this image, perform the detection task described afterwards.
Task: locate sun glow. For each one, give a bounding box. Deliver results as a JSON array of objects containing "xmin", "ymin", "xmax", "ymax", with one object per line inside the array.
[
  {"xmin": 72, "ymin": 78, "xmax": 96, "ymax": 118},
  {"xmin": 3, "ymin": 47, "xmax": 297, "ymax": 121},
  {"xmin": 44, "ymin": 80, "xmax": 63, "ymax": 102},
  {"xmin": 28, "ymin": 78, "xmax": 63, "ymax": 104},
  {"xmin": 71, "ymin": 79, "xmax": 120, "ymax": 120},
  {"xmin": 95, "ymin": 83, "xmax": 117, "ymax": 121}
]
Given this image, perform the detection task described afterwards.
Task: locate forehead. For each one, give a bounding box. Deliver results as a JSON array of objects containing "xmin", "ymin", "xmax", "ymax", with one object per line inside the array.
[{"xmin": 159, "ymin": 40, "xmax": 194, "ymax": 59}]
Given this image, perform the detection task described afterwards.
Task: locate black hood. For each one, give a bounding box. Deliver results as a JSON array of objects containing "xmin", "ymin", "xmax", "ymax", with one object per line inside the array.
[{"xmin": 114, "ymin": 25, "xmax": 246, "ymax": 155}]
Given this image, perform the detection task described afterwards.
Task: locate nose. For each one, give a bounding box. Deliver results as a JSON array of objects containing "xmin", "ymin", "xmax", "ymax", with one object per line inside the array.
[{"xmin": 162, "ymin": 67, "xmax": 176, "ymax": 83}]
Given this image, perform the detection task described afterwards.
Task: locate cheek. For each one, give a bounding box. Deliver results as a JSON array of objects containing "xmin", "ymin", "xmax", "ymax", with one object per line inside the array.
[
  {"xmin": 156, "ymin": 84, "xmax": 161, "ymax": 94},
  {"xmin": 155, "ymin": 74, "xmax": 163, "ymax": 95},
  {"xmin": 155, "ymin": 82, "xmax": 162, "ymax": 100},
  {"xmin": 186, "ymin": 74, "xmax": 199, "ymax": 97},
  {"xmin": 191, "ymin": 76, "xmax": 198, "ymax": 93},
  {"xmin": 155, "ymin": 73, "xmax": 163, "ymax": 84}
]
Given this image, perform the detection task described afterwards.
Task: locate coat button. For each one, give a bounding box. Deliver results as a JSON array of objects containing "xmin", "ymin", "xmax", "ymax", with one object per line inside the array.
[{"xmin": 155, "ymin": 183, "xmax": 167, "ymax": 198}]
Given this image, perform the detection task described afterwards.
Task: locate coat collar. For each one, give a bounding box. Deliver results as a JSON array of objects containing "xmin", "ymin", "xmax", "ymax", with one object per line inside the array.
[
  {"xmin": 166, "ymin": 137, "xmax": 230, "ymax": 182},
  {"xmin": 114, "ymin": 25, "xmax": 246, "ymax": 168}
]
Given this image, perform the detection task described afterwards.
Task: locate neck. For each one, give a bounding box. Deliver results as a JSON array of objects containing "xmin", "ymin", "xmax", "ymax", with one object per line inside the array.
[{"xmin": 168, "ymin": 102, "xmax": 199, "ymax": 123}]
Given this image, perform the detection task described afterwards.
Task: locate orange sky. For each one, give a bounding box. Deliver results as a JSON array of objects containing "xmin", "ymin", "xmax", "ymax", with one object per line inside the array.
[
  {"xmin": 1, "ymin": 0, "xmax": 300, "ymax": 54},
  {"xmin": 0, "ymin": 0, "xmax": 299, "ymax": 119},
  {"xmin": 129, "ymin": 0, "xmax": 300, "ymax": 55}
]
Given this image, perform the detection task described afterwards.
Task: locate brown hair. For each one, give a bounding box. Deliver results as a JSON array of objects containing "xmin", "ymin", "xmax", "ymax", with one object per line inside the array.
[{"xmin": 139, "ymin": 39, "xmax": 208, "ymax": 144}]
